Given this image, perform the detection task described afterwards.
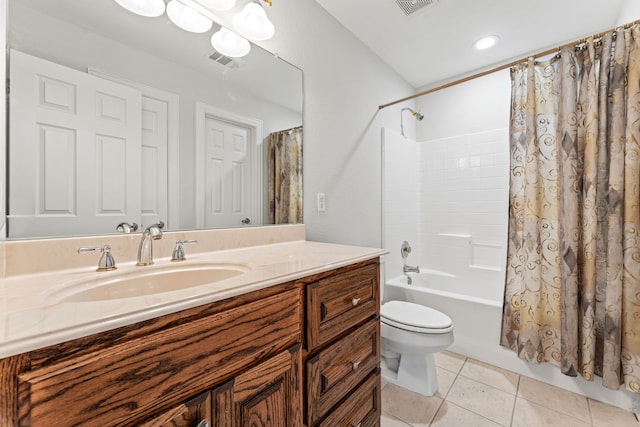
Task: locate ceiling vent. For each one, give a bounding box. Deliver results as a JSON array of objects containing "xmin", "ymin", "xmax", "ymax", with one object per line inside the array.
[
  {"xmin": 208, "ymin": 51, "xmax": 238, "ymax": 68},
  {"xmin": 395, "ymin": 0, "xmax": 439, "ymax": 16}
]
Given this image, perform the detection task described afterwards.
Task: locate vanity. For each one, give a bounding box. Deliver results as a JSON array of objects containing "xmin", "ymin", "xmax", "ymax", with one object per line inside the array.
[{"xmin": 0, "ymin": 225, "xmax": 385, "ymax": 426}]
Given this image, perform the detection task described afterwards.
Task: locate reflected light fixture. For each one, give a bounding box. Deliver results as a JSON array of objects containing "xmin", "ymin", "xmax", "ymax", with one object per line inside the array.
[
  {"xmin": 113, "ymin": 0, "xmax": 165, "ymax": 17},
  {"xmin": 167, "ymin": 0, "xmax": 213, "ymax": 33},
  {"xmin": 232, "ymin": 1, "xmax": 275, "ymax": 40},
  {"xmin": 198, "ymin": 0, "xmax": 237, "ymax": 11},
  {"xmin": 473, "ymin": 35, "xmax": 500, "ymax": 50},
  {"xmin": 211, "ymin": 28, "xmax": 251, "ymax": 57}
]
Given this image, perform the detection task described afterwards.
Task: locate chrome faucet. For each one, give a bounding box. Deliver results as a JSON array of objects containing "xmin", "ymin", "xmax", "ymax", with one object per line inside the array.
[
  {"xmin": 400, "ymin": 240, "xmax": 419, "ymax": 284},
  {"xmin": 137, "ymin": 221, "xmax": 164, "ymax": 266},
  {"xmin": 403, "ymin": 264, "xmax": 420, "ymax": 274}
]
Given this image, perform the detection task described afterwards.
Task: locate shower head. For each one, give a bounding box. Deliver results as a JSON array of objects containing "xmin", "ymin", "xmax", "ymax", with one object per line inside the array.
[
  {"xmin": 400, "ymin": 107, "xmax": 425, "ymax": 137},
  {"xmin": 403, "ymin": 107, "xmax": 424, "ymax": 121}
]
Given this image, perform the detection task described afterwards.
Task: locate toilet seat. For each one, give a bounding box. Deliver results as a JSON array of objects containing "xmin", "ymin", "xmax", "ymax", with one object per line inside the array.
[{"xmin": 381, "ymin": 301, "xmax": 453, "ymax": 334}]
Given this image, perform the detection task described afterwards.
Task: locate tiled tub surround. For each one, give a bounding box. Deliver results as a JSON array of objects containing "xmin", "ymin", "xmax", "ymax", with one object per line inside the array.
[
  {"xmin": 0, "ymin": 224, "xmax": 387, "ymax": 357},
  {"xmin": 381, "ymin": 351, "xmax": 639, "ymax": 427}
]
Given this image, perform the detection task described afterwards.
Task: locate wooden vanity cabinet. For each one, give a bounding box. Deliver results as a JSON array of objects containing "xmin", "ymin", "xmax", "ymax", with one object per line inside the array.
[
  {"xmin": 302, "ymin": 260, "xmax": 382, "ymax": 427},
  {"xmin": 0, "ymin": 258, "xmax": 381, "ymax": 427}
]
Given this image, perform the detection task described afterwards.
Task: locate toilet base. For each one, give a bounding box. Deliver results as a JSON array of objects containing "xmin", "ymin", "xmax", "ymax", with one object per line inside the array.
[{"xmin": 381, "ymin": 353, "xmax": 438, "ymax": 396}]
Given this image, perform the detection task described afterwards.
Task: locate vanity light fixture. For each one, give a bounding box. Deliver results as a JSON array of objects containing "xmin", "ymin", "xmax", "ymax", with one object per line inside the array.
[
  {"xmin": 167, "ymin": 0, "xmax": 213, "ymax": 33},
  {"xmin": 473, "ymin": 35, "xmax": 500, "ymax": 50},
  {"xmin": 232, "ymin": 1, "xmax": 275, "ymax": 40},
  {"xmin": 113, "ymin": 0, "xmax": 165, "ymax": 17},
  {"xmin": 211, "ymin": 27, "xmax": 251, "ymax": 57}
]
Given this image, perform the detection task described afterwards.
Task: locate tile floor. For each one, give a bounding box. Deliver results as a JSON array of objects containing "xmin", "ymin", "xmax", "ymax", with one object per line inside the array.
[{"xmin": 381, "ymin": 351, "xmax": 639, "ymax": 427}]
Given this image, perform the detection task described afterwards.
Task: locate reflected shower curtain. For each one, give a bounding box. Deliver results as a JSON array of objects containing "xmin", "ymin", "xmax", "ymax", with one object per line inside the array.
[
  {"xmin": 268, "ymin": 127, "xmax": 303, "ymax": 224},
  {"xmin": 501, "ymin": 25, "xmax": 640, "ymax": 392}
]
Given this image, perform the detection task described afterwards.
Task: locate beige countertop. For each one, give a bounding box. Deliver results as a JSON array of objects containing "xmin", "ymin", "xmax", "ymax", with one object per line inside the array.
[{"xmin": 0, "ymin": 239, "xmax": 386, "ymax": 358}]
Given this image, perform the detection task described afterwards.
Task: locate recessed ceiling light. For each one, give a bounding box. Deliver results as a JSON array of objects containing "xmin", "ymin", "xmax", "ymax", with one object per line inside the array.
[{"xmin": 473, "ymin": 35, "xmax": 500, "ymax": 50}]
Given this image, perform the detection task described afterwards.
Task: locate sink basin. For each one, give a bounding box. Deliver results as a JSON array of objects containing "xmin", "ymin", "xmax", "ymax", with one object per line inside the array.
[{"xmin": 47, "ymin": 263, "xmax": 250, "ymax": 303}]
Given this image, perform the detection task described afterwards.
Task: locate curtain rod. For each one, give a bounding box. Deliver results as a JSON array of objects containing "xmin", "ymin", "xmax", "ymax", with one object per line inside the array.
[
  {"xmin": 273, "ymin": 125, "xmax": 302, "ymax": 134},
  {"xmin": 378, "ymin": 19, "xmax": 640, "ymax": 110}
]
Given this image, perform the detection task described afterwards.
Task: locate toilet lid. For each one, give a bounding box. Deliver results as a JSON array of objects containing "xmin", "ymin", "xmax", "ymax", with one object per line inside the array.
[{"xmin": 381, "ymin": 301, "xmax": 452, "ymax": 330}]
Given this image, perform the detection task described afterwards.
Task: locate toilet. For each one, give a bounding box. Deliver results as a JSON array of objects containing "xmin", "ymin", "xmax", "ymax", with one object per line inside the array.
[{"xmin": 380, "ymin": 300, "xmax": 454, "ymax": 396}]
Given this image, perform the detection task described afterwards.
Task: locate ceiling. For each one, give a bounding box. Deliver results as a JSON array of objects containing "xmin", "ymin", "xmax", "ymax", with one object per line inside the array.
[{"xmin": 314, "ymin": 0, "xmax": 633, "ymax": 89}]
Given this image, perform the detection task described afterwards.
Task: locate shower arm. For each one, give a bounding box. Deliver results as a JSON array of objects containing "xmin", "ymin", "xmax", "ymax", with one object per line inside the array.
[{"xmin": 400, "ymin": 107, "xmax": 424, "ymax": 137}]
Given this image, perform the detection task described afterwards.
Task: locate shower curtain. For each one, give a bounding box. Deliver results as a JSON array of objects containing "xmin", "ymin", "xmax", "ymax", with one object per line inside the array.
[
  {"xmin": 267, "ymin": 126, "xmax": 303, "ymax": 224},
  {"xmin": 501, "ymin": 25, "xmax": 640, "ymax": 392}
]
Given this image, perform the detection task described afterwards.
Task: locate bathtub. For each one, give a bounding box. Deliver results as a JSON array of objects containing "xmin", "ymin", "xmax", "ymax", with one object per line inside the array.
[
  {"xmin": 383, "ymin": 270, "xmax": 638, "ymax": 411},
  {"xmin": 383, "ymin": 271, "xmax": 504, "ymax": 361}
]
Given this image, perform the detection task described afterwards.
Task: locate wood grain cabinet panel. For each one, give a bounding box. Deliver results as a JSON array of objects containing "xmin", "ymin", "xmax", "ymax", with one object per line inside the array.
[
  {"xmin": 16, "ymin": 289, "xmax": 301, "ymax": 427},
  {"xmin": 307, "ymin": 318, "xmax": 380, "ymax": 425},
  {"xmin": 138, "ymin": 390, "xmax": 212, "ymax": 427},
  {"xmin": 212, "ymin": 344, "xmax": 303, "ymax": 426},
  {"xmin": 306, "ymin": 263, "xmax": 379, "ymax": 351},
  {"xmin": 318, "ymin": 373, "xmax": 381, "ymax": 427}
]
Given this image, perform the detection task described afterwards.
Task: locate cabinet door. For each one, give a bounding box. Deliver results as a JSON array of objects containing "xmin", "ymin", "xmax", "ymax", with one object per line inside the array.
[
  {"xmin": 212, "ymin": 345, "xmax": 303, "ymax": 427},
  {"xmin": 138, "ymin": 391, "xmax": 211, "ymax": 427}
]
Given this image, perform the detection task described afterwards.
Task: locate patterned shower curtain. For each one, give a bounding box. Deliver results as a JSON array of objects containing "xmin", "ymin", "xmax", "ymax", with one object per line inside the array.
[
  {"xmin": 501, "ymin": 25, "xmax": 640, "ymax": 392},
  {"xmin": 267, "ymin": 126, "xmax": 303, "ymax": 224}
]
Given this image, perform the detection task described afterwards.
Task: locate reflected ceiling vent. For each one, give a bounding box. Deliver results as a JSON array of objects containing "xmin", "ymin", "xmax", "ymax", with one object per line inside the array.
[
  {"xmin": 395, "ymin": 0, "xmax": 439, "ymax": 16},
  {"xmin": 208, "ymin": 51, "xmax": 239, "ymax": 68}
]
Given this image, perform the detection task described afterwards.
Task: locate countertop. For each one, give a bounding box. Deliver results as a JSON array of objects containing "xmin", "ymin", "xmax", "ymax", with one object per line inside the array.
[{"xmin": 0, "ymin": 240, "xmax": 386, "ymax": 358}]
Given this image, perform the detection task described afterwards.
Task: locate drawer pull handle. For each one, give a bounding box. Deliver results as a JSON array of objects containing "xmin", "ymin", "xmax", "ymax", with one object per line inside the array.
[
  {"xmin": 196, "ymin": 420, "xmax": 210, "ymax": 427},
  {"xmin": 351, "ymin": 360, "xmax": 361, "ymax": 370},
  {"xmin": 351, "ymin": 423, "xmax": 362, "ymax": 427},
  {"xmin": 351, "ymin": 297, "xmax": 361, "ymax": 307}
]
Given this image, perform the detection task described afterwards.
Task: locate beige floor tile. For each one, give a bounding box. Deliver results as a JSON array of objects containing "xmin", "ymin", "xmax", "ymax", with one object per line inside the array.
[
  {"xmin": 459, "ymin": 358, "xmax": 520, "ymax": 395},
  {"xmin": 430, "ymin": 401, "xmax": 503, "ymax": 427},
  {"xmin": 511, "ymin": 397, "xmax": 591, "ymax": 427},
  {"xmin": 589, "ymin": 398, "xmax": 639, "ymax": 427},
  {"xmin": 434, "ymin": 350, "xmax": 466, "ymax": 374},
  {"xmin": 381, "ymin": 411, "xmax": 412, "ymax": 427},
  {"xmin": 382, "ymin": 383, "xmax": 442, "ymax": 426},
  {"xmin": 518, "ymin": 376, "xmax": 590, "ymax": 423},
  {"xmin": 446, "ymin": 375, "xmax": 515, "ymax": 426},
  {"xmin": 436, "ymin": 367, "xmax": 457, "ymax": 398}
]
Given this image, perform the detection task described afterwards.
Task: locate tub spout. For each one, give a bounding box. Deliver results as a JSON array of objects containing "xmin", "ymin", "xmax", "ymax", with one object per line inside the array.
[{"xmin": 403, "ymin": 264, "xmax": 420, "ymax": 274}]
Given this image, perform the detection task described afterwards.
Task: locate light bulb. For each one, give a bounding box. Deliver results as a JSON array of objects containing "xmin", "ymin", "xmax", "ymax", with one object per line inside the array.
[
  {"xmin": 232, "ymin": 2, "xmax": 275, "ymax": 41},
  {"xmin": 113, "ymin": 0, "xmax": 165, "ymax": 17},
  {"xmin": 167, "ymin": 0, "xmax": 213, "ymax": 33},
  {"xmin": 211, "ymin": 28, "xmax": 251, "ymax": 58}
]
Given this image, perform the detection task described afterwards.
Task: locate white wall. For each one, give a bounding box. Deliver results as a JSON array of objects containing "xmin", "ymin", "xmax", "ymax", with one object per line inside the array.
[
  {"xmin": 381, "ymin": 127, "xmax": 421, "ymax": 290},
  {"xmin": 231, "ymin": 0, "xmax": 415, "ymax": 248},
  {"xmin": 618, "ymin": 0, "xmax": 640, "ymax": 24}
]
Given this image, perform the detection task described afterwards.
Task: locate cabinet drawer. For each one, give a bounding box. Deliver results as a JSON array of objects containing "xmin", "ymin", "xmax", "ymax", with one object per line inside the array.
[
  {"xmin": 307, "ymin": 318, "xmax": 380, "ymax": 425},
  {"xmin": 319, "ymin": 372, "xmax": 381, "ymax": 427},
  {"xmin": 17, "ymin": 289, "xmax": 302, "ymax": 427},
  {"xmin": 307, "ymin": 264, "xmax": 379, "ymax": 350}
]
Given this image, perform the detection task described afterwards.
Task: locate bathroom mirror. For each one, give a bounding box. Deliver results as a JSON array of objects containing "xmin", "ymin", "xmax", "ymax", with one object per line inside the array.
[{"xmin": 6, "ymin": 0, "xmax": 303, "ymax": 239}]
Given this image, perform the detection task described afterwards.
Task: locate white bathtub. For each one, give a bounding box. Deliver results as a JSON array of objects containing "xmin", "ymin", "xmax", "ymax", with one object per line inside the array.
[
  {"xmin": 384, "ymin": 271, "xmax": 504, "ymax": 360},
  {"xmin": 383, "ymin": 271, "xmax": 637, "ymax": 411}
]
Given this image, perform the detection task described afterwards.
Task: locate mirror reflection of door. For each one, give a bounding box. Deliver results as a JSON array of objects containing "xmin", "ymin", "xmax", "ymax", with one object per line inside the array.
[
  {"xmin": 195, "ymin": 102, "xmax": 263, "ymax": 229},
  {"xmin": 8, "ymin": 50, "xmax": 144, "ymax": 238},
  {"xmin": 204, "ymin": 117, "xmax": 251, "ymax": 228}
]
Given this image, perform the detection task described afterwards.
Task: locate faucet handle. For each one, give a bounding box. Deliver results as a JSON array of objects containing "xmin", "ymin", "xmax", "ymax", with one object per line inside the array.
[
  {"xmin": 171, "ymin": 240, "xmax": 198, "ymax": 262},
  {"xmin": 116, "ymin": 222, "xmax": 138, "ymax": 233},
  {"xmin": 78, "ymin": 245, "xmax": 117, "ymax": 272}
]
